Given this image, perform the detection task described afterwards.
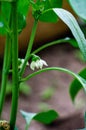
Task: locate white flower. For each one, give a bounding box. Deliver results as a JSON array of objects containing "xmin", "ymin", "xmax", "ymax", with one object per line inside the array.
[
  {"xmin": 30, "ymin": 59, "xmax": 48, "ymax": 71},
  {"xmin": 18, "ymin": 58, "xmax": 29, "ymax": 69}
]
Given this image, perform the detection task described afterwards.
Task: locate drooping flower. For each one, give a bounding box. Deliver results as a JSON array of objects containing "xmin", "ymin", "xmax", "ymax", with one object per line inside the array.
[{"xmin": 30, "ymin": 54, "xmax": 48, "ymax": 71}]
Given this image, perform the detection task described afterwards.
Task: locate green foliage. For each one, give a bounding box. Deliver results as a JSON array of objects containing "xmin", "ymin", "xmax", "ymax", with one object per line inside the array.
[
  {"xmin": 38, "ymin": 102, "xmax": 50, "ymax": 111},
  {"xmin": 41, "ymin": 86, "xmax": 56, "ymax": 100},
  {"xmin": 53, "ymin": 8, "xmax": 86, "ymax": 60},
  {"xmin": 31, "ymin": 0, "xmax": 62, "ymax": 22},
  {"xmin": 70, "ymin": 68, "xmax": 86, "ymax": 102},
  {"xmin": 21, "ymin": 109, "xmax": 59, "ymax": 129},
  {"xmin": 18, "ymin": 0, "xmax": 30, "ymax": 16},
  {"xmin": 6, "ymin": 81, "xmax": 31, "ymax": 96},
  {"xmin": 68, "ymin": 0, "xmax": 86, "ymax": 21},
  {"xmin": 0, "ymin": 0, "xmax": 86, "ymax": 129},
  {"xmin": 33, "ymin": 110, "xmax": 59, "ymax": 124},
  {"xmin": 0, "ymin": 2, "xmax": 11, "ymax": 34}
]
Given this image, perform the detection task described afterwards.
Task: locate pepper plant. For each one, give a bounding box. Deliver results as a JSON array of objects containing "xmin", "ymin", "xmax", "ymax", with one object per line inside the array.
[{"xmin": 0, "ymin": 0, "xmax": 86, "ymax": 130}]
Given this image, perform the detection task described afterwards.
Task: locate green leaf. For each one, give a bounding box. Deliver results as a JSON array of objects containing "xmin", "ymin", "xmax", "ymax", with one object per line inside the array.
[
  {"xmin": 39, "ymin": 0, "xmax": 62, "ymax": 22},
  {"xmin": 39, "ymin": 9, "xmax": 58, "ymax": 22},
  {"xmin": 32, "ymin": 0, "xmax": 62, "ymax": 22},
  {"xmin": 0, "ymin": 2, "xmax": 11, "ymax": 35},
  {"xmin": 18, "ymin": 13, "xmax": 26, "ymax": 33},
  {"xmin": 33, "ymin": 110, "xmax": 59, "ymax": 124},
  {"xmin": 53, "ymin": 8, "xmax": 86, "ymax": 60},
  {"xmin": 21, "ymin": 109, "xmax": 59, "ymax": 130},
  {"xmin": 41, "ymin": 86, "xmax": 56, "ymax": 100},
  {"xmin": 0, "ymin": 17, "xmax": 6, "ymax": 34},
  {"xmin": 68, "ymin": 0, "xmax": 86, "ymax": 21},
  {"xmin": 68, "ymin": 38, "xmax": 78, "ymax": 48},
  {"xmin": 18, "ymin": 0, "xmax": 30, "ymax": 16},
  {"xmin": 70, "ymin": 68, "xmax": 86, "ymax": 102}
]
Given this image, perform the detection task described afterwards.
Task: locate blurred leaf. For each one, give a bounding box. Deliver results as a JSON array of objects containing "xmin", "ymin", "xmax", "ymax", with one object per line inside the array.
[
  {"xmin": 75, "ymin": 50, "xmax": 85, "ymax": 62},
  {"xmin": 68, "ymin": 0, "xmax": 86, "ymax": 21},
  {"xmin": 18, "ymin": 0, "xmax": 30, "ymax": 16},
  {"xmin": 19, "ymin": 82, "xmax": 31, "ymax": 96},
  {"xmin": 33, "ymin": 110, "xmax": 59, "ymax": 124},
  {"xmin": 0, "ymin": 2, "xmax": 11, "ymax": 35},
  {"xmin": 18, "ymin": 13, "xmax": 26, "ymax": 33},
  {"xmin": 41, "ymin": 86, "xmax": 56, "ymax": 100},
  {"xmin": 69, "ymin": 68, "xmax": 86, "ymax": 102},
  {"xmin": 6, "ymin": 81, "xmax": 12, "ymax": 95},
  {"xmin": 6, "ymin": 81, "xmax": 31, "ymax": 96},
  {"xmin": 0, "ymin": 17, "xmax": 6, "ymax": 34},
  {"xmin": 53, "ymin": 8, "xmax": 86, "ymax": 60},
  {"xmin": 38, "ymin": 102, "xmax": 50, "ymax": 112}
]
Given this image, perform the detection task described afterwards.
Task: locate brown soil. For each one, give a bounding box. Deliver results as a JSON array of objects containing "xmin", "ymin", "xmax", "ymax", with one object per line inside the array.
[{"xmin": 2, "ymin": 43, "xmax": 86, "ymax": 130}]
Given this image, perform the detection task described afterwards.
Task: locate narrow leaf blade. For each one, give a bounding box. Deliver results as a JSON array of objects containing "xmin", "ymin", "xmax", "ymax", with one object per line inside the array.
[{"xmin": 53, "ymin": 8, "xmax": 86, "ymax": 60}]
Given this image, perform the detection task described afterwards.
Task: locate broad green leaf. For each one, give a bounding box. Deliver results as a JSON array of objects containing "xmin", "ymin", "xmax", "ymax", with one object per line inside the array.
[
  {"xmin": 68, "ymin": 0, "xmax": 86, "ymax": 21},
  {"xmin": 32, "ymin": 0, "xmax": 62, "ymax": 22},
  {"xmin": 70, "ymin": 68, "xmax": 86, "ymax": 102},
  {"xmin": 33, "ymin": 110, "xmax": 59, "ymax": 124},
  {"xmin": 39, "ymin": 9, "xmax": 58, "ymax": 22},
  {"xmin": 53, "ymin": 8, "xmax": 86, "ymax": 60},
  {"xmin": 0, "ymin": 2, "xmax": 11, "ymax": 35},
  {"xmin": 39, "ymin": 0, "xmax": 62, "ymax": 22},
  {"xmin": 18, "ymin": 0, "xmax": 30, "ymax": 16},
  {"xmin": 21, "ymin": 109, "xmax": 59, "ymax": 130}
]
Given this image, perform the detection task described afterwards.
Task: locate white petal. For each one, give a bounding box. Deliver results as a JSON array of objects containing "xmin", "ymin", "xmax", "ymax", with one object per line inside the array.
[
  {"xmin": 40, "ymin": 59, "xmax": 48, "ymax": 66},
  {"xmin": 30, "ymin": 61, "xmax": 36, "ymax": 70}
]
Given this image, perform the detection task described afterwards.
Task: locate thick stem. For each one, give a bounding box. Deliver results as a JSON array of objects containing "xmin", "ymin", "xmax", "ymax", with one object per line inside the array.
[
  {"xmin": 19, "ymin": 20, "xmax": 38, "ymax": 77},
  {"xmin": 0, "ymin": 33, "xmax": 12, "ymax": 117},
  {"xmin": 10, "ymin": 1, "xmax": 19, "ymax": 129}
]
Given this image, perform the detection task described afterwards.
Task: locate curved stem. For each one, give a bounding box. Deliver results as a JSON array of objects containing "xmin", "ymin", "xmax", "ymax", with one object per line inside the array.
[
  {"xmin": 10, "ymin": 1, "xmax": 19, "ymax": 129},
  {"xmin": 21, "ymin": 67, "xmax": 86, "ymax": 90},
  {"xmin": 32, "ymin": 38, "xmax": 71, "ymax": 54},
  {"xmin": 19, "ymin": 20, "xmax": 38, "ymax": 77}
]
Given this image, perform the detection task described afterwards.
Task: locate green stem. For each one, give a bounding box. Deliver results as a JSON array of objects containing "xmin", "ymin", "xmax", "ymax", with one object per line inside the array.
[
  {"xmin": 32, "ymin": 38, "xmax": 71, "ymax": 54},
  {"xmin": 19, "ymin": 20, "xmax": 38, "ymax": 77},
  {"xmin": 0, "ymin": 33, "xmax": 12, "ymax": 117},
  {"xmin": 21, "ymin": 67, "xmax": 85, "ymax": 89},
  {"xmin": 10, "ymin": 1, "xmax": 19, "ymax": 129}
]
